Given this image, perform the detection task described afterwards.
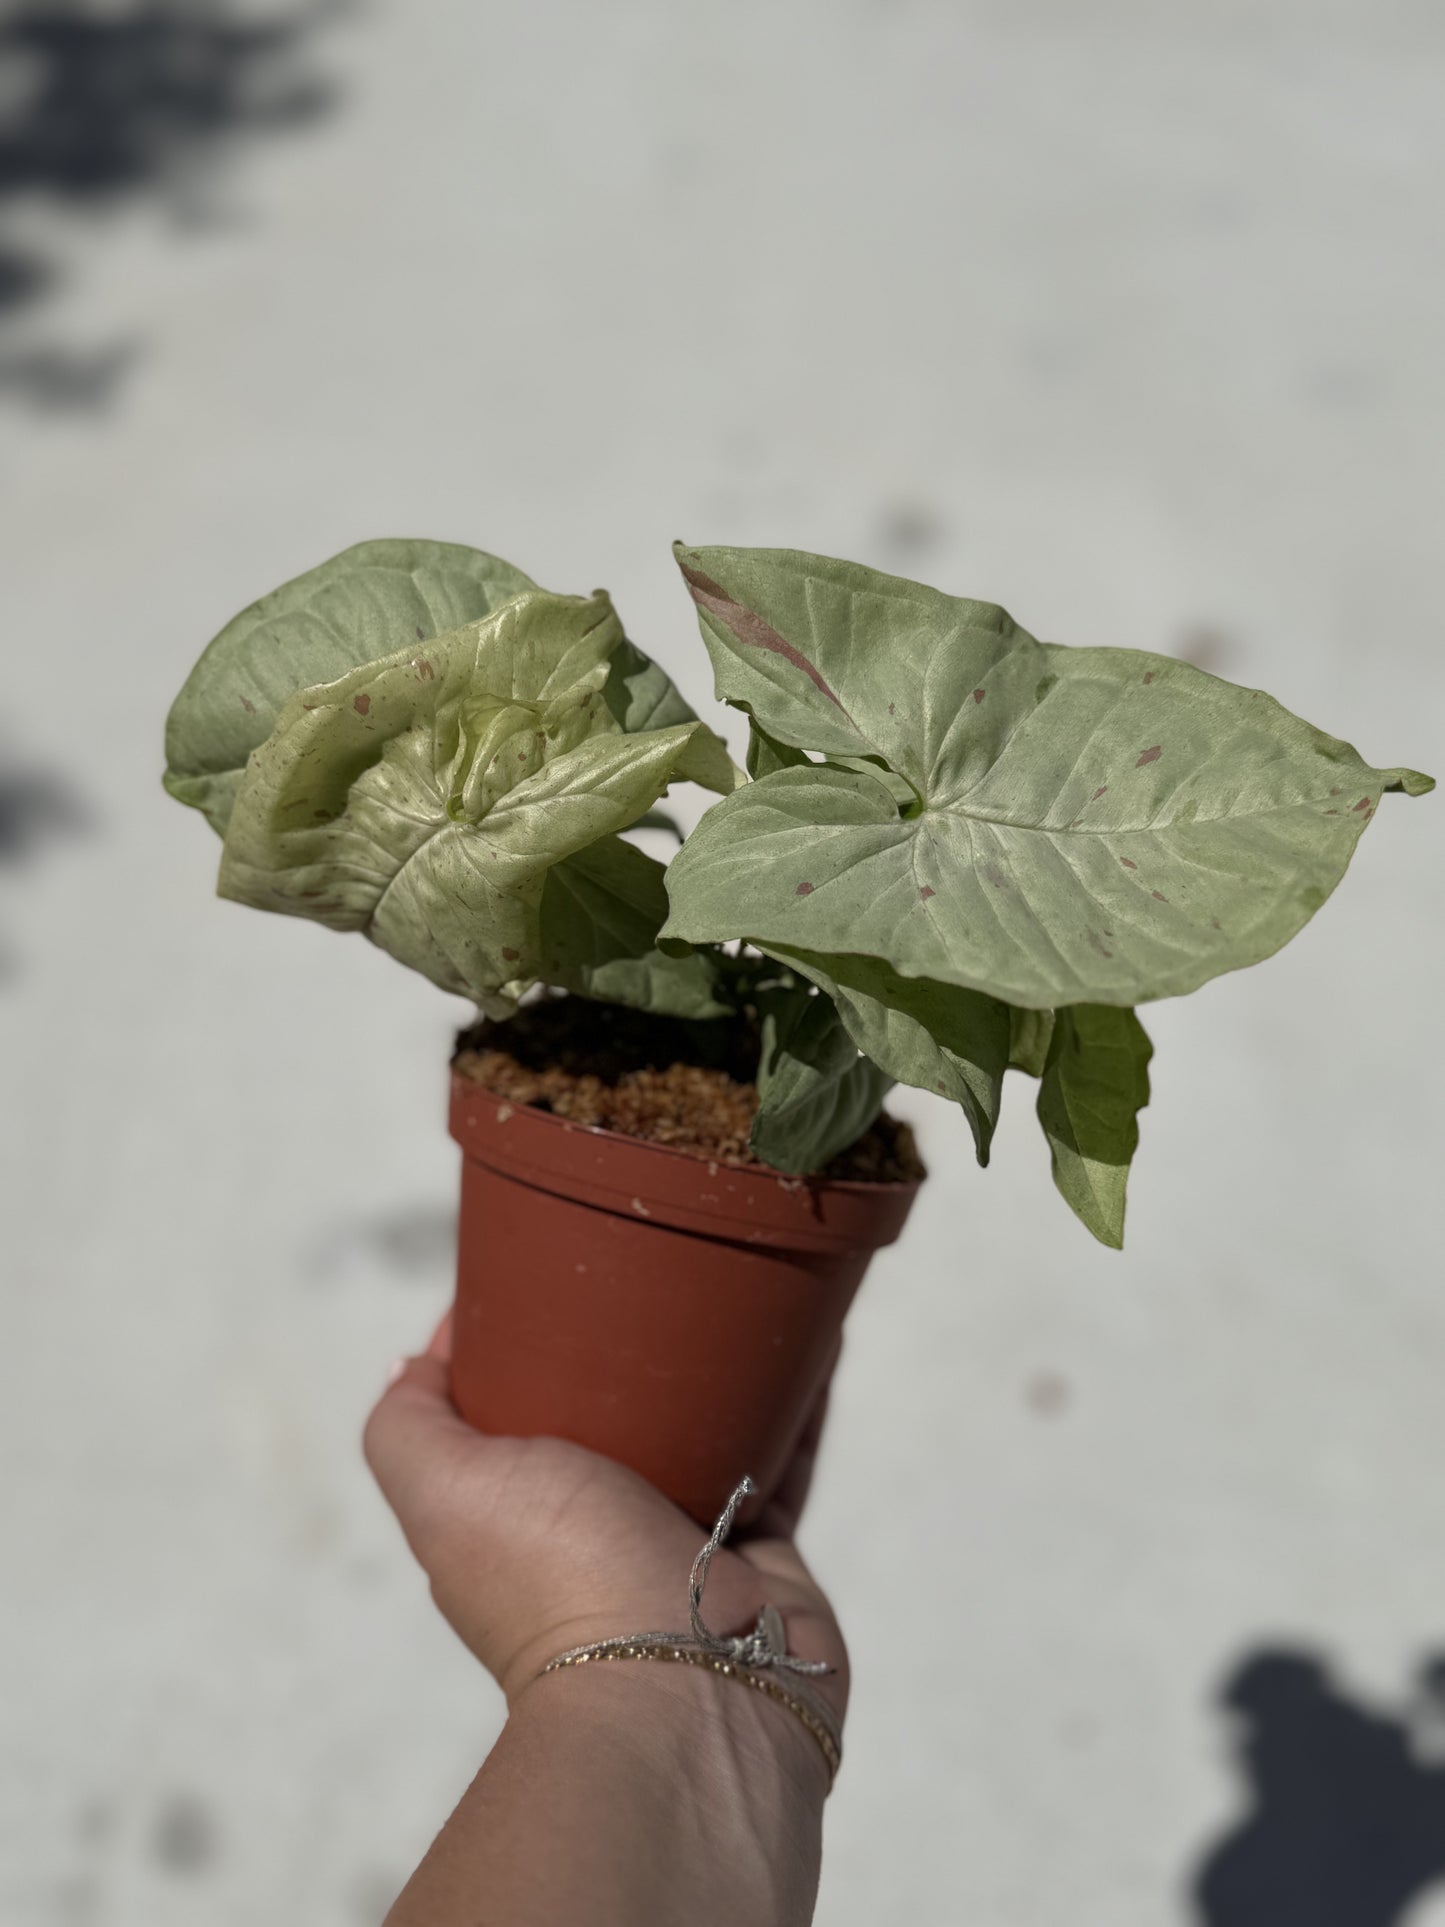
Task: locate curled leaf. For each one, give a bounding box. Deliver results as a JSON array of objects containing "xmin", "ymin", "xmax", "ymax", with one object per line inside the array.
[
  {"xmin": 218, "ymin": 589, "xmax": 719, "ymax": 1007},
  {"xmin": 165, "ymin": 538, "xmax": 538, "ymax": 834}
]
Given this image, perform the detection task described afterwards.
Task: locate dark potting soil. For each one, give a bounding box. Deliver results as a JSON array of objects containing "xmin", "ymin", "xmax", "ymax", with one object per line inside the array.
[{"xmin": 454, "ymin": 996, "xmax": 924, "ymax": 1184}]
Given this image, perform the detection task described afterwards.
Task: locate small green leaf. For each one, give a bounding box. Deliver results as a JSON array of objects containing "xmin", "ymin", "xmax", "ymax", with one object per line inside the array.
[
  {"xmin": 540, "ymin": 836, "xmax": 730, "ymax": 1018},
  {"xmin": 750, "ymin": 983, "xmax": 893, "ymax": 1174},
  {"xmin": 1036, "ymin": 1005, "xmax": 1153, "ymax": 1248},
  {"xmin": 757, "ymin": 944, "xmax": 1009, "ymax": 1165},
  {"xmin": 1008, "ymin": 1007, "xmax": 1056, "ymax": 1077},
  {"xmin": 164, "ymin": 539, "xmax": 537, "ymax": 834},
  {"xmin": 603, "ymin": 632, "xmax": 738, "ymax": 793},
  {"xmin": 747, "ymin": 718, "xmax": 811, "ymax": 780},
  {"xmin": 217, "ymin": 589, "xmax": 719, "ymax": 1007},
  {"xmin": 826, "ymin": 756, "xmax": 920, "ymax": 812}
]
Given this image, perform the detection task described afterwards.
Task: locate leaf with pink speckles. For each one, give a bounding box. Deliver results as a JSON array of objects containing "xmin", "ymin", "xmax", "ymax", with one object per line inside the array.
[{"xmin": 663, "ymin": 550, "xmax": 1433, "ymax": 1008}]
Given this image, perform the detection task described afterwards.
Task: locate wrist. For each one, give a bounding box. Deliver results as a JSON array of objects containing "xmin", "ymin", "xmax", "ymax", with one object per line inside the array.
[{"xmin": 516, "ymin": 1653, "xmax": 830, "ymax": 1873}]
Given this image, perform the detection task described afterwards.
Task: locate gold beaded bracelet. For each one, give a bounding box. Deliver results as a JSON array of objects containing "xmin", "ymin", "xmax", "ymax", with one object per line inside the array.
[
  {"xmin": 538, "ymin": 1478, "xmax": 844, "ymax": 1793},
  {"xmin": 543, "ymin": 1637, "xmax": 842, "ymax": 1790}
]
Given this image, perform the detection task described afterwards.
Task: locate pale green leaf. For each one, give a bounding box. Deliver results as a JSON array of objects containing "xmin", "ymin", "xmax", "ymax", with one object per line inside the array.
[
  {"xmin": 164, "ymin": 538, "xmax": 537, "ymax": 833},
  {"xmin": 750, "ymin": 983, "xmax": 893, "ymax": 1174},
  {"xmin": 540, "ymin": 836, "xmax": 730, "ymax": 1018},
  {"xmin": 675, "ymin": 540, "xmax": 1027, "ymax": 773},
  {"xmin": 758, "ymin": 944, "xmax": 1009, "ymax": 1165},
  {"xmin": 1036, "ymin": 1006, "xmax": 1153, "ymax": 1248},
  {"xmin": 217, "ymin": 589, "xmax": 717, "ymax": 1006},
  {"xmin": 603, "ymin": 633, "xmax": 738, "ymax": 793},
  {"xmin": 662, "ymin": 680, "xmax": 1431, "ymax": 1011}
]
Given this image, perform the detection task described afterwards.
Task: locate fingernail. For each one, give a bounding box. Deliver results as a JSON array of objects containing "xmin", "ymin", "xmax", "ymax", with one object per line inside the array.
[{"xmin": 384, "ymin": 1356, "xmax": 407, "ymax": 1390}]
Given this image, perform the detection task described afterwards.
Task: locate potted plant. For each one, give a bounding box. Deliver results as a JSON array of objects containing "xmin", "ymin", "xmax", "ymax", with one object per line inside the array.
[{"xmin": 164, "ymin": 537, "xmax": 1431, "ymax": 1522}]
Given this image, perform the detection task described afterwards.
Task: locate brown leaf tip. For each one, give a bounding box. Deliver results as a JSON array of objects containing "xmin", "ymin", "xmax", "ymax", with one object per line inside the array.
[{"xmin": 1136, "ymin": 744, "xmax": 1162, "ymax": 767}]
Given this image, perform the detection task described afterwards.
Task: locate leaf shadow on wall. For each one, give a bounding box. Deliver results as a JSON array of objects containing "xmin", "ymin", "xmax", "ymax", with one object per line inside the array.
[
  {"xmin": 1191, "ymin": 1648, "xmax": 1445, "ymax": 1927},
  {"xmin": 0, "ymin": 1, "xmax": 340, "ymax": 410},
  {"xmin": 0, "ymin": 753, "xmax": 91, "ymax": 982}
]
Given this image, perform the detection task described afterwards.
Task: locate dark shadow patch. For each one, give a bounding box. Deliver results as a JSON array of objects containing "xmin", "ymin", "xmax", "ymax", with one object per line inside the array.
[
  {"xmin": 151, "ymin": 1792, "xmax": 220, "ymax": 1875},
  {"xmin": 875, "ymin": 500, "xmax": 947, "ymax": 560},
  {"xmin": 306, "ymin": 1201, "xmax": 458, "ymax": 1287},
  {"xmin": 0, "ymin": 338, "xmax": 140, "ymax": 411},
  {"xmin": 1191, "ymin": 1646, "xmax": 1445, "ymax": 1926},
  {"xmin": 0, "ymin": 2, "xmax": 341, "ymax": 403},
  {"xmin": 1175, "ymin": 624, "xmax": 1238, "ymax": 676},
  {"xmin": 0, "ymin": 756, "xmax": 92, "ymax": 981},
  {"xmin": 363, "ymin": 1202, "xmax": 458, "ymax": 1279},
  {"xmin": 0, "ymin": 760, "xmax": 91, "ymax": 864}
]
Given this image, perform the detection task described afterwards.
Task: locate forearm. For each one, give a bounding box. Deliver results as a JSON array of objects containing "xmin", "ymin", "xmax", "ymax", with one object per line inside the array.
[{"xmin": 385, "ymin": 1662, "xmax": 829, "ymax": 1927}]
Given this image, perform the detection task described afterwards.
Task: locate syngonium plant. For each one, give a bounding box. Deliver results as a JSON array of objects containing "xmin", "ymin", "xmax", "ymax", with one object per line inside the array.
[{"xmin": 164, "ymin": 538, "xmax": 1432, "ymax": 1248}]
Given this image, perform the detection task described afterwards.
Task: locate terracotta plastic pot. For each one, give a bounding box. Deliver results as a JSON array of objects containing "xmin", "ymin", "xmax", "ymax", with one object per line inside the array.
[{"xmin": 448, "ymin": 1073, "xmax": 920, "ymax": 1526}]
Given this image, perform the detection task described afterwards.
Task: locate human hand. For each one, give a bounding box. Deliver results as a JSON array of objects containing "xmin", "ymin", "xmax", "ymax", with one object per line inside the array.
[{"xmin": 362, "ymin": 1312, "xmax": 849, "ymax": 1725}]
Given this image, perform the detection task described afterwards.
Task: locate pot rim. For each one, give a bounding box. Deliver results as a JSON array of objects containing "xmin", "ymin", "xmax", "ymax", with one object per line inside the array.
[
  {"xmin": 455, "ymin": 1074, "xmax": 921, "ymax": 1194},
  {"xmin": 449, "ymin": 1070, "xmax": 922, "ymax": 1253}
]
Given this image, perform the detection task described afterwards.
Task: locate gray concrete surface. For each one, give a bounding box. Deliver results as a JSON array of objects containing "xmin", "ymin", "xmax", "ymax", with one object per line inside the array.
[{"xmin": 2, "ymin": 3, "xmax": 1443, "ymax": 1922}]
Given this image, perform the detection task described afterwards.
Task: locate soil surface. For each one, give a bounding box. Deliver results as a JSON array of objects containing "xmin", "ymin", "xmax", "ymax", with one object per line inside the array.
[{"xmin": 454, "ymin": 996, "xmax": 924, "ymax": 1184}]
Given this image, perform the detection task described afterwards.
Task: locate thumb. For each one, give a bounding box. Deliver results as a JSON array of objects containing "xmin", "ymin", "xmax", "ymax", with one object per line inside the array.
[{"xmin": 362, "ymin": 1351, "xmax": 488, "ymax": 1550}]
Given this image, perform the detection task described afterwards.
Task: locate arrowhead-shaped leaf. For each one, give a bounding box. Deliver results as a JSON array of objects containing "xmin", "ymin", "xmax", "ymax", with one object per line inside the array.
[
  {"xmin": 750, "ymin": 981, "xmax": 894, "ymax": 1174},
  {"xmin": 666, "ymin": 546, "xmax": 1433, "ymax": 1008},
  {"xmin": 164, "ymin": 538, "xmax": 538, "ymax": 834},
  {"xmin": 540, "ymin": 836, "xmax": 731, "ymax": 1018},
  {"xmin": 756, "ymin": 944, "xmax": 1009, "ymax": 1165},
  {"xmin": 217, "ymin": 590, "xmax": 719, "ymax": 1008},
  {"xmin": 1036, "ymin": 1005, "xmax": 1153, "ymax": 1248}
]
